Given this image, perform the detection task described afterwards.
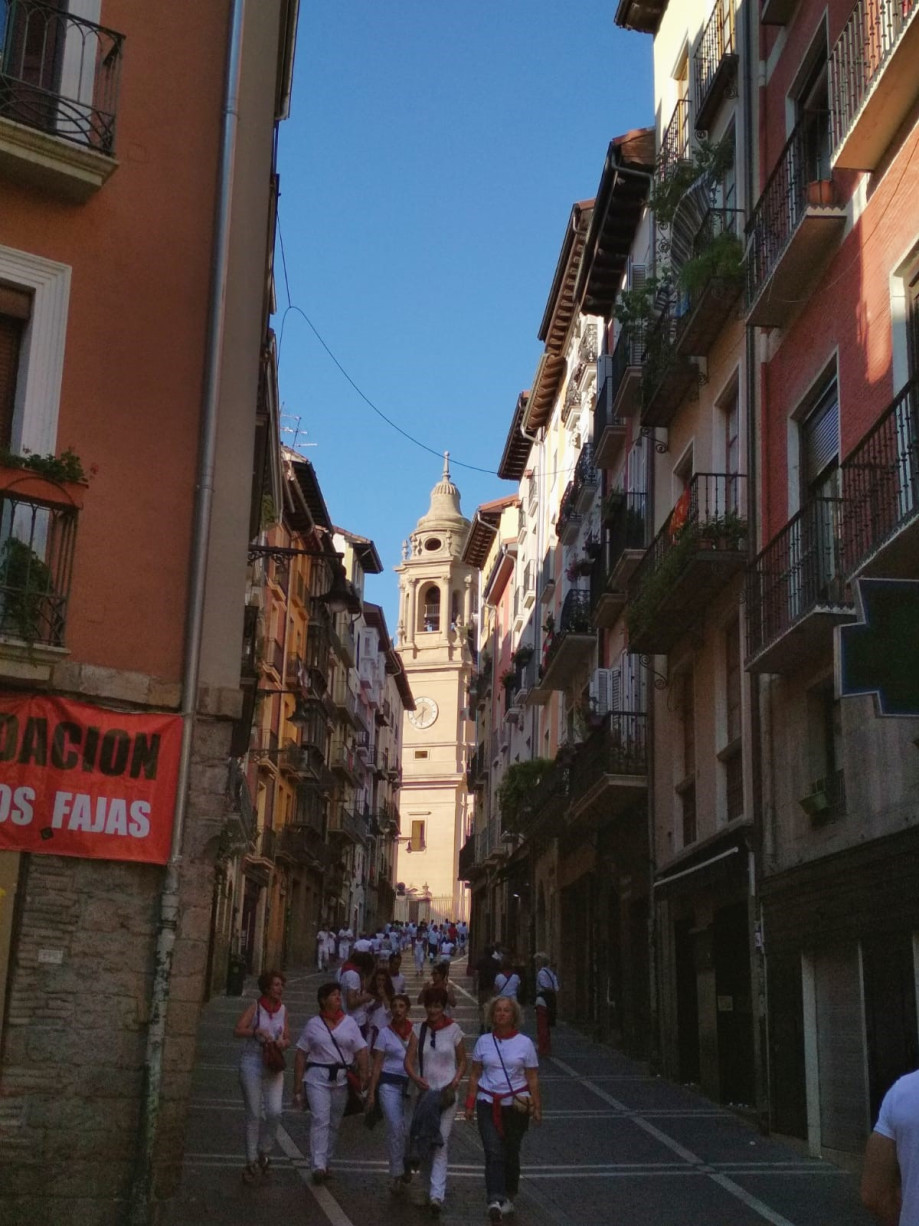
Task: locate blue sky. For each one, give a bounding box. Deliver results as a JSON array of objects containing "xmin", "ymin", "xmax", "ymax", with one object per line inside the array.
[{"xmin": 274, "ymin": 3, "xmax": 653, "ymax": 632}]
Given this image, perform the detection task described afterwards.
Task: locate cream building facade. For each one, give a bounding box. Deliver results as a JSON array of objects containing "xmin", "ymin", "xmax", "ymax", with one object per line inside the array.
[{"xmin": 395, "ymin": 458, "xmax": 477, "ymax": 922}]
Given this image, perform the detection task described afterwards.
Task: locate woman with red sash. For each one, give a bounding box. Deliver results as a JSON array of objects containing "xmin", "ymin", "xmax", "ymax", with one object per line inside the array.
[
  {"xmin": 233, "ymin": 969, "xmax": 290, "ymax": 1183},
  {"xmin": 464, "ymin": 995, "xmax": 541, "ymax": 1222}
]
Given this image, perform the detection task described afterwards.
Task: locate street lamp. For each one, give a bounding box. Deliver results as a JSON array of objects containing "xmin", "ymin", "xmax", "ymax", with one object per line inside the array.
[{"xmin": 247, "ymin": 543, "xmax": 359, "ymax": 614}]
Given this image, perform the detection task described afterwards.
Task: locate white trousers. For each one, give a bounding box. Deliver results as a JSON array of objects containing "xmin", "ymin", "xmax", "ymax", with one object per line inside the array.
[
  {"xmin": 238, "ymin": 1060, "xmax": 284, "ymax": 1164},
  {"xmin": 421, "ymin": 1102, "xmax": 455, "ymax": 1202},
  {"xmin": 305, "ymin": 1079, "xmax": 347, "ymax": 1172},
  {"xmin": 379, "ymin": 1081, "xmax": 411, "ymax": 1176}
]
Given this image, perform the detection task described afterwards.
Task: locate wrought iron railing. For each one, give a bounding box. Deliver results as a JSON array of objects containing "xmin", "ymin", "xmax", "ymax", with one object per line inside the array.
[
  {"xmin": 841, "ymin": 376, "xmax": 919, "ymax": 572},
  {"xmin": 514, "ymin": 761, "xmax": 569, "ymax": 835},
  {"xmin": 606, "ymin": 490, "xmax": 648, "ymax": 571},
  {"xmin": 0, "ymin": 485, "xmax": 78, "ymax": 646},
  {"xmin": 607, "ymin": 325, "xmax": 646, "ymax": 408},
  {"xmin": 542, "ymin": 588, "xmax": 593, "ymax": 674},
  {"xmin": 630, "ymin": 472, "xmax": 747, "ymax": 601},
  {"xmin": 556, "ymin": 482, "xmax": 583, "ymax": 538},
  {"xmin": 745, "ymin": 497, "xmax": 850, "ymax": 658},
  {"xmin": 570, "ymin": 712, "xmax": 649, "ymax": 795},
  {"xmin": 745, "ymin": 110, "xmax": 833, "ymax": 309},
  {"xmin": 659, "ymin": 96, "xmax": 691, "ymax": 178},
  {"xmin": 693, "ymin": 0, "xmax": 736, "ymax": 118},
  {"xmin": 573, "ymin": 442, "xmax": 597, "ymax": 497},
  {"xmin": 0, "ymin": 0, "xmax": 124, "ymax": 153},
  {"xmin": 829, "ymin": 0, "xmax": 918, "ymax": 157}
]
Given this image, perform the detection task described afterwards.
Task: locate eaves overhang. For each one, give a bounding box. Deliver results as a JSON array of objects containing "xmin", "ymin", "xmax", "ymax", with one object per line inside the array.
[
  {"xmin": 462, "ymin": 496, "xmax": 517, "ymax": 569},
  {"xmin": 522, "ymin": 352, "xmax": 567, "ymax": 434},
  {"xmin": 537, "ymin": 199, "xmax": 595, "ymax": 356},
  {"xmin": 614, "ymin": 0, "xmax": 669, "ymax": 34},
  {"xmin": 576, "ymin": 128, "xmax": 655, "ymax": 319},
  {"xmin": 287, "ymin": 455, "xmax": 333, "ymax": 535},
  {"xmin": 483, "ymin": 544, "xmax": 517, "ymax": 607},
  {"xmin": 498, "ymin": 392, "xmax": 534, "ymax": 482},
  {"xmin": 334, "ymin": 526, "xmax": 384, "ymax": 574}
]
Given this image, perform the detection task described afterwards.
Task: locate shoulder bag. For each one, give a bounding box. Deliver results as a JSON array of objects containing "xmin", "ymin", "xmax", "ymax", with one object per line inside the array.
[
  {"xmin": 257, "ymin": 1003, "xmax": 286, "ymax": 1073},
  {"xmin": 322, "ymin": 1017, "xmax": 365, "ymax": 1116},
  {"xmin": 492, "ymin": 1034, "xmax": 531, "ymax": 1115}
]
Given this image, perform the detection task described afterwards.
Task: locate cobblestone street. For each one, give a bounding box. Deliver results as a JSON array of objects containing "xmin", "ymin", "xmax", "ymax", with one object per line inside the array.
[{"xmin": 164, "ymin": 965, "xmax": 874, "ymax": 1226}]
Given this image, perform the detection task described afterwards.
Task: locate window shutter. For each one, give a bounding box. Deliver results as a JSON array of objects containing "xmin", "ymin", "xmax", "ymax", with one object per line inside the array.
[
  {"xmin": 803, "ymin": 381, "xmax": 839, "ymax": 489},
  {"xmin": 0, "ymin": 290, "xmax": 31, "ymax": 450},
  {"xmin": 629, "ymin": 262, "xmax": 646, "ymax": 290},
  {"xmin": 606, "ymin": 668, "xmax": 621, "ymax": 715}
]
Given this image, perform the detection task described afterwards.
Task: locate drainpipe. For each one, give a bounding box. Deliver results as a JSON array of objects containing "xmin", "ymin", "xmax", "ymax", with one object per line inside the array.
[
  {"xmin": 741, "ymin": 0, "xmax": 770, "ymax": 1131},
  {"xmin": 128, "ymin": 2, "xmax": 246, "ymax": 1221}
]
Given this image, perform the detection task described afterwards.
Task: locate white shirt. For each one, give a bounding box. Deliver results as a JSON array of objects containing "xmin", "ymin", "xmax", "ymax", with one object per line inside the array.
[
  {"xmin": 535, "ymin": 967, "xmax": 559, "ymax": 1007},
  {"xmin": 494, "ymin": 972, "xmax": 521, "ymax": 1000},
  {"xmin": 296, "ymin": 1014, "xmax": 367, "ymax": 1087},
  {"xmin": 390, "ymin": 971, "xmax": 407, "ymax": 994},
  {"xmin": 413, "ymin": 1020, "xmax": 464, "ymax": 1091},
  {"xmin": 375, "ymin": 1023, "xmax": 411, "ymax": 1078},
  {"xmin": 339, "ymin": 967, "xmax": 367, "ymax": 1026},
  {"xmin": 875, "ymin": 1069, "xmax": 919, "ymax": 1224},
  {"xmin": 366, "ymin": 1001, "xmax": 391, "ymax": 1049},
  {"xmin": 472, "ymin": 1032, "xmax": 538, "ymax": 1100}
]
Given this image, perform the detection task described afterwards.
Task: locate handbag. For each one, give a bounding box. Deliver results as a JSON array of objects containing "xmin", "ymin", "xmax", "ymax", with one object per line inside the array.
[
  {"xmin": 323, "ymin": 1018, "xmax": 365, "ymax": 1116},
  {"xmin": 256, "ymin": 1003, "xmax": 286, "ymax": 1072}
]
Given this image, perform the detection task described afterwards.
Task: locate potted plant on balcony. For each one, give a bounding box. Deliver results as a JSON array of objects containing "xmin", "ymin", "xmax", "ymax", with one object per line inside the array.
[
  {"xmin": 649, "ymin": 135, "xmax": 737, "ymax": 229},
  {"xmin": 696, "ymin": 511, "xmax": 748, "ymax": 552},
  {"xmin": 806, "ymin": 177, "xmax": 837, "ymax": 208},
  {"xmin": 512, "ymin": 645, "xmax": 533, "ymax": 667},
  {"xmin": 677, "ymin": 229, "xmax": 745, "ymax": 298},
  {"xmin": 601, "ymin": 488, "xmax": 626, "ymax": 525},
  {"xmin": 584, "ymin": 532, "xmax": 602, "ymax": 559},
  {"xmin": 0, "ymin": 447, "xmax": 89, "ymax": 507},
  {"xmin": 0, "ymin": 535, "xmax": 54, "ymax": 644}
]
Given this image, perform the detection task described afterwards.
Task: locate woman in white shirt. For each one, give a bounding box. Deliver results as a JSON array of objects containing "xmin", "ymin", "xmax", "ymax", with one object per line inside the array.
[
  {"xmin": 534, "ymin": 953, "xmax": 560, "ymax": 1057},
  {"xmin": 233, "ymin": 969, "xmax": 290, "ymax": 1184},
  {"xmin": 493, "ymin": 959, "xmax": 522, "ymax": 1000},
  {"xmin": 367, "ymin": 993, "xmax": 414, "ymax": 1194},
  {"xmin": 293, "ymin": 982, "xmax": 369, "ymax": 1183},
  {"xmin": 464, "ymin": 996, "xmax": 541, "ymax": 1223},
  {"xmin": 404, "ymin": 985, "xmax": 467, "ymax": 1215}
]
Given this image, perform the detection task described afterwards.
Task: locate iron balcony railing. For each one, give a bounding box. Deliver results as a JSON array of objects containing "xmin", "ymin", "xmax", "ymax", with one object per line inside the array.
[
  {"xmin": 745, "ymin": 110, "xmax": 833, "ymax": 310},
  {"xmin": 0, "ymin": 0, "xmax": 124, "ymax": 153},
  {"xmin": 569, "ymin": 712, "xmax": 649, "ymax": 794},
  {"xmin": 517, "ymin": 761, "xmax": 569, "ymax": 836},
  {"xmin": 542, "ymin": 587, "xmax": 593, "ymax": 674},
  {"xmin": 841, "ymin": 374, "xmax": 919, "ymax": 572},
  {"xmin": 745, "ymin": 497, "xmax": 850, "ymax": 659},
  {"xmin": 0, "ymin": 482, "xmax": 78, "ymax": 647},
  {"xmin": 572, "ymin": 442, "xmax": 598, "ymax": 499},
  {"xmin": 606, "ymin": 490, "xmax": 648, "ymax": 569},
  {"xmin": 556, "ymin": 482, "xmax": 583, "ymax": 539},
  {"xmin": 630, "ymin": 472, "xmax": 747, "ymax": 600},
  {"xmin": 659, "ymin": 96, "xmax": 691, "ymax": 179},
  {"xmin": 693, "ymin": 0, "xmax": 736, "ymax": 122},
  {"xmin": 605, "ymin": 325, "xmax": 646, "ymax": 408},
  {"xmin": 829, "ymin": 0, "xmax": 918, "ymax": 158}
]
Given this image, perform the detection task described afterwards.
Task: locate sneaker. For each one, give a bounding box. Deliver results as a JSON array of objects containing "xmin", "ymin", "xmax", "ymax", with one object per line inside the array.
[
  {"xmin": 499, "ymin": 1199, "xmax": 514, "ymax": 1215},
  {"xmin": 242, "ymin": 1163, "xmax": 259, "ymax": 1185},
  {"xmin": 488, "ymin": 1202, "xmax": 503, "ymax": 1223},
  {"xmin": 429, "ymin": 1199, "xmax": 443, "ymax": 1216},
  {"xmin": 312, "ymin": 1169, "xmax": 327, "ymax": 1185},
  {"xmin": 257, "ymin": 1152, "xmax": 271, "ymax": 1177}
]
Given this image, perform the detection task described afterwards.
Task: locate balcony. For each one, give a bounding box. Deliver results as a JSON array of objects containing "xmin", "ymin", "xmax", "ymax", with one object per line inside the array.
[
  {"xmin": 745, "ymin": 113, "xmax": 847, "ymax": 328},
  {"xmin": 330, "ymin": 807, "xmax": 368, "ymax": 845},
  {"xmin": 0, "ymin": 0, "xmax": 123, "ymax": 201},
  {"xmin": 278, "ymin": 819, "xmax": 324, "ymax": 865},
  {"xmin": 330, "ymin": 619, "xmax": 356, "ymax": 667},
  {"xmin": 516, "ymin": 761, "xmax": 569, "ymax": 840},
  {"xmin": 628, "ymin": 473, "xmax": 748, "ymax": 654},
  {"xmin": 330, "ymin": 741, "xmax": 359, "ymax": 783},
  {"xmin": 658, "ymin": 97, "xmax": 691, "ymax": 182},
  {"xmin": 305, "ymin": 621, "xmax": 330, "ymax": 693},
  {"xmin": 745, "ymin": 497, "xmax": 856, "ymax": 674},
  {"xmin": 640, "ymin": 304, "xmax": 699, "ymax": 428},
  {"xmin": 829, "ymin": 0, "xmax": 919, "ymax": 171},
  {"xmin": 841, "ymin": 375, "xmax": 919, "ymax": 578},
  {"xmin": 458, "ymin": 832, "xmax": 480, "ymax": 880},
  {"xmin": 571, "ymin": 444, "xmax": 599, "ymax": 511},
  {"xmin": 693, "ymin": 0, "xmax": 737, "ymax": 133},
  {"xmin": 594, "ymin": 354, "xmax": 627, "ymax": 467},
  {"xmin": 0, "ymin": 464, "xmax": 81, "ymax": 675},
  {"xmin": 540, "ymin": 553, "xmax": 556, "ymax": 604},
  {"xmin": 604, "ymin": 326, "xmax": 646, "ymax": 432},
  {"xmin": 673, "ymin": 207, "xmax": 744, "ymax": 358},
  {"xmin": 556, "ymin": 483, "xmax": 583, "ymax": 544},
  {"xmin": 568, "ymin": 712, "xmax": 649, "ymax": 827},
  {"xmin": 592, "ymin": 491, "xmax": 648, "ymax": 628},
  {"xmin": 466, "ymin": 741, "xmax": 488, "ymax": 791},
  {"xmin": 332, "ymin": 678, "xmax": 361, "ymax": 728},
  {"xmin": 539, "ymin": 588, "xmax": 596, "ymax": 692},
  {"xmin": 522, "ymin": 560, "xmax": 536, "ymax": 608}
]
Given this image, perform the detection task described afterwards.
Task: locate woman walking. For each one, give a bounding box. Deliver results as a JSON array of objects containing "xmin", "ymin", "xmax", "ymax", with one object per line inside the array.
[
  {"xmin": 465, "ymin": 995, "xmax": 541, "ymax": 1223},
  {"xmin": 233, "ymin": 969, "xmax": 290, "ymax": 1184},
  {"xmin": 404, "ymin": 985, "xmax": 467, "ymax": 1216},
  {"xmin": 367, "ymin": 993, "xmax": 414, "ymax": 1194},
  {"xmin": 292, "ymin": 982, "xmax": 370, "ymax": 1184},
  {"xmin": 366, "ymin": 968, "xmax": 394, "ymax": 1050},
  {"xmin": 417, "ymin": 962, "xmax": 457, "ymax": 1015},
  {"xmin": 534, "ymin": 954, "xmax": 560, "ymax": 1057}
]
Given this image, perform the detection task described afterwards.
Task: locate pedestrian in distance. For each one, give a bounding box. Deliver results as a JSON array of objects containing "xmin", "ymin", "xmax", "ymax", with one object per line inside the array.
[
  {"xmin": 316, "ymin": 924, "xmax": 331, "ymax": 971},
  {"xmin": 413, "ymin": 928, "xmax": 427, "ymax": 975},
  {"xmin": 389, "ymin": 951, "xmax": 407, "ymax": 995},
  {"xmin": 339, "ymin": 949, "xmax": 375, "ymax": 1037},
  {"xmin": 366, "ymin": 992, "xmax": 415, "ymax": 1195},
  {"xmin": 474, "ymin": 944, "xmax": 499, "ymax": 1034},
  {"xmin": 862, "ymin": 1065, "xmax": 919, "ymax": 1224},
  {"xmin": 417, "ymin": 961, "xmax": 457, "ymax": 1016},
  {"xmin": 534, "ymin": 953, "xmax": 560, "ymax": 1058},
  {"xmin": 494, "ymin": 958, "xmax": 522, "ymax": 1002},
  {"xmin": 233, "ymin": 969, "xmax": 290, "ymax": 1184},
  {"xmin": 366, "ymin": 967, "xmax": 394, "ymax": 1051},
  {"xmin": 465, "ymin": 995, "xmax": 542, "ymax": 1223},
  {"xmin": 293, "ymin": 981, "xmax": 370, "ymax": 1184},
  {"xmin": 404, "ymin": 985, "xmax": 467, "ymax": 1216}
]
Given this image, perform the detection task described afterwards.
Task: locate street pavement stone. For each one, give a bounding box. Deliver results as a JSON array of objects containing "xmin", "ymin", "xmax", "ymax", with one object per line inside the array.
[{"xmin": 162, "ymin": 960, "xmax": 875, "ymax": 1226}]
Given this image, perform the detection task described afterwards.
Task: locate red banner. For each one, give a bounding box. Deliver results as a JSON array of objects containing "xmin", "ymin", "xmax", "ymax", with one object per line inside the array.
[{"xmin": 0, "ymin": 694, "xmax": 182, "ymax": 864}]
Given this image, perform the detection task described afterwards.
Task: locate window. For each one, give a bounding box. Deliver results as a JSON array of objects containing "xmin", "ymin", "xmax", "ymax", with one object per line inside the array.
[
  {"xmin": 723, "ymin": 620, "xmax": 743, "ymax": 820},
  {"xmin": 410, "ymin": 820, "xmax": 426, "ymax": 852},
  {"xmin": 422, "ymin": 584, "xmax": 440, "ymax": 632},
  {"xmin": 795, "ymin": 39, "xmax": 830, "ymax": 181},
  {"xmin": 0, "ymin": 286, "xmax": 30, "ymax": 449},
  {"xmin": 801, "ymin": 376, "xmax": 839, "ymax": 500},
  {"xmin": 413, "ymin": 749, "xmax": 428, "ymax": 760},
  {"xmin": 677, "ymin": 669, "xmax": 697, "ymax": 846},
  {"xmin": 803, "ymin": 681, "xmax": 846, "ymax": 822},
  {"xmin": 722, "ymin": 385, "xmax": 741, "ymax": 514}
]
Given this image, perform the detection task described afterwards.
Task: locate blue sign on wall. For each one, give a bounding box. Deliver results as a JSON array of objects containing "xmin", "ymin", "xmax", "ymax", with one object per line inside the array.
[{"xmin": 837, "ymin": 578, "xmax": 919, "ymax": 717}]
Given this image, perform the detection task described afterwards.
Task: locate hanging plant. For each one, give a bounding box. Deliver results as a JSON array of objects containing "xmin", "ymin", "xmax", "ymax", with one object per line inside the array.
[
  {"xmin": 0, "ymin": 446, "xmax": 88, "ymax": 484},
  {"xmin": 649, "ymin": 135, "xmax": 736, "ymax": 229}
]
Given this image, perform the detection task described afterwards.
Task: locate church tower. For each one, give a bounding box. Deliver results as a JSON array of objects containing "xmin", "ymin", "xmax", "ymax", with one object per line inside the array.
[{"xmin": 395, "ymin": 455, "xmax": 476, "ymax": 923}]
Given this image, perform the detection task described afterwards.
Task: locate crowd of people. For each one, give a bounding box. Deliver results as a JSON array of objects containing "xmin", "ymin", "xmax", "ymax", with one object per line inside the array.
[{"xmin": 233, "ymin": 924, "xmax": 558, "ymax": 1222}]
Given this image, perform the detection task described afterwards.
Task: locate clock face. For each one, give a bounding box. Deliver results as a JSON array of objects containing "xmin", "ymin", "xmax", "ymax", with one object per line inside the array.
[{"xmin": 408, "ymin": 696, "xmax": 439, "ymax": 730}]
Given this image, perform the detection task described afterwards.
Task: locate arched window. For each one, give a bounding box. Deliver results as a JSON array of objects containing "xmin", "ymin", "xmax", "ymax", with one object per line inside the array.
[{"xmin": 421, "ymin": 584, "xmax": 440, "ymax": 632}]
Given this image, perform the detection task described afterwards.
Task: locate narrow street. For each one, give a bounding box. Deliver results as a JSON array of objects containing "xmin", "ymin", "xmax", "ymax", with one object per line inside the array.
[{"xmin": 164, "ymin": 964, "xmax": 874, "ymax": 1226}]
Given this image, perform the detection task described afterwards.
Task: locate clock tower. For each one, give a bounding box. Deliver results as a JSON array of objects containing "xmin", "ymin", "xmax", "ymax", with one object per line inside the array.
[{"xmin": 395, "ymin": 455, "xmax": 476, "ymax": 922}]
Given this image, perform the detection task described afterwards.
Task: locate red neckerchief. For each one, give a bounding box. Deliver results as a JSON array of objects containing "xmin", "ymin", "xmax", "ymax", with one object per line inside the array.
[
  {"xmin": 389, "ymin": 1018, "xmax": 413, "ymax": 1040},
  {"xmin": 258, "ymin": 995, "xmax": 283, "ymax": 1015},
  {"xmin": 493, "ymin": 1027, "xmax": 519, "ymax": 1040},
  {"xmin": 427, "ymin": 1014, "xmax": 452, "ymax": 1032},
  {"xmin": 322, "ymin": 1008, "xmax": 345, "ymax": 1025},
  {"xmin": 340, "ymin": 961, "xmax": 359, "ymax": 976}
]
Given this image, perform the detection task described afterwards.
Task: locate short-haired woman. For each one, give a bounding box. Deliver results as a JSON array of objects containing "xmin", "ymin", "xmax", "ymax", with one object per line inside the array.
[
  {"xmin": 417, "ymin": 962, "xmax": 457, "ymax": 1015},
  {"xmin": 465, "ymin": 995, "xmax": 541, "ymax": 1223},
  {"xmin": 233, "ymin": 969, "xmax": 290, "ymax": 1184},
  {"xmin": 293, "ymin": 982, "xmax": 370, "ymax": 1183},
  {"xmin": 367, "ymin": 992, "xmax": 414, "ymax": 1194},
  {"xmin": 404, "ymin": 985, "xmax": 467, "ymax": 1216}
]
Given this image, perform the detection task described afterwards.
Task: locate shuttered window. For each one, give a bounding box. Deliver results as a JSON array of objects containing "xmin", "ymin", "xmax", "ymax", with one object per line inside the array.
[
  {"xmin": 0, "ymin": 284, "xmax": 31, "ymax": 450},
  {"xmin": 802, "ymin": 378, "xmax": 839, "ymax": 494}
]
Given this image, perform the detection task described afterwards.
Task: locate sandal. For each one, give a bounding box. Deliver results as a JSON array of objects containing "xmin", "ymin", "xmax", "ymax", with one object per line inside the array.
[{"xmin": 242, "ymin": 1162, "xmax": 259, "ymax": 1184}]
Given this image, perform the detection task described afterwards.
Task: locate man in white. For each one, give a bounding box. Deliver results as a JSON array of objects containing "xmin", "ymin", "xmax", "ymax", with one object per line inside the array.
[
  {"xmin": 338, "ymin": 926, "xmax": 352, "ymax": 963},
  {"xmin": 316, "ymin": 925, "xmax": 330, "ymax": 971},
  {"xmin": 862, "ymin": 1067, "xmax": 919, "ymax": 1224}
]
